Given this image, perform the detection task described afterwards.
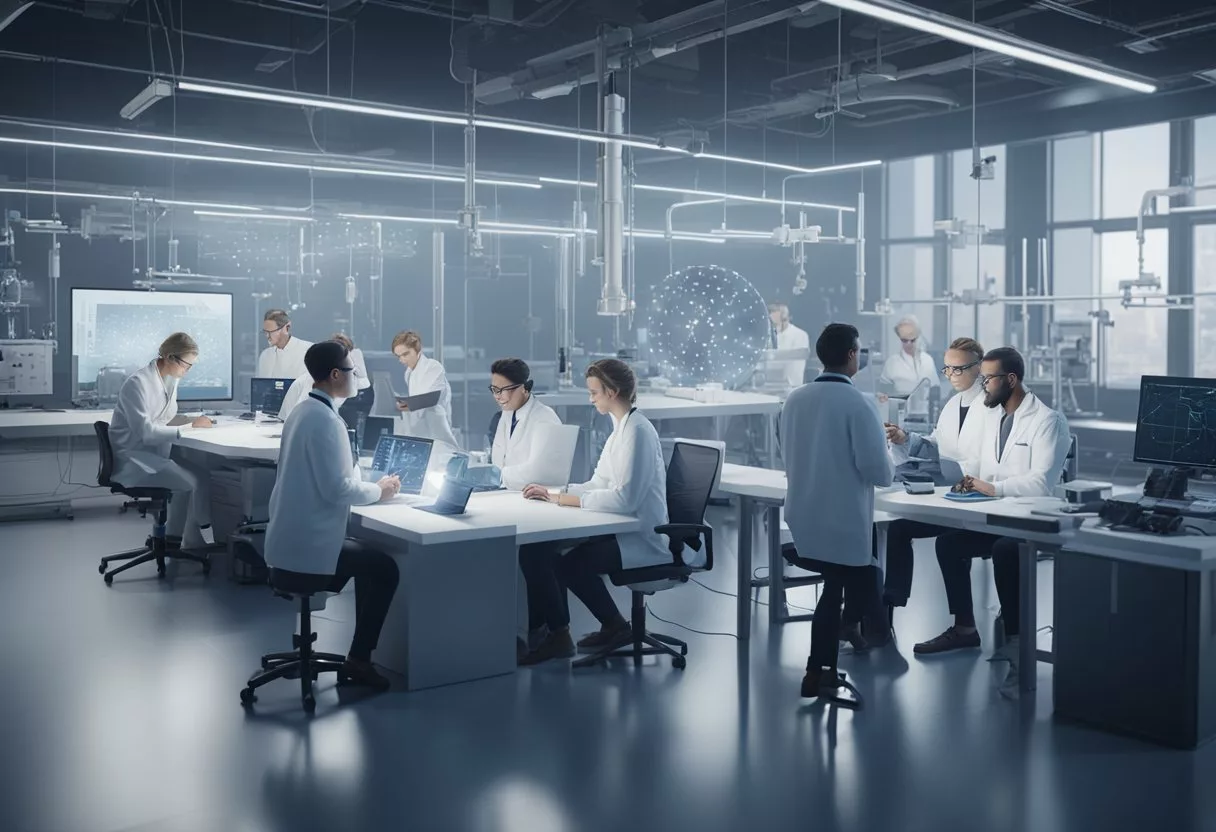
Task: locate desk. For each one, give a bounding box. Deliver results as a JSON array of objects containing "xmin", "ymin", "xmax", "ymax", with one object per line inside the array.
[
  {"xmin": 717, "ymin": 464, "xmax": 895, "ymax": 641},
  {"xmin": 174, "ymin": 421, "xmax": 283, "ymax": 463},
  {"xmin": 0, "ymin": 408, "xmax": 112, "ymax": 438},
  {"xmin": 351, "ymin": 492, "xmax": 640, "ymax": 690},
  {"xmin": 874, "ymin": 488, "xmax": 1084, "ymax": 694}
]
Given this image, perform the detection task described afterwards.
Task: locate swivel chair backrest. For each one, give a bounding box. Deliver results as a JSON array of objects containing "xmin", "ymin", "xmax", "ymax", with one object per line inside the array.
[
  {"xmin": 487, "ymin": 410, "xmax": 503, "ymax": 451},
  {"xmin": 94, "ymin": 421, "xmax": 116, "ymax": 488},
  {"xmin": 1062, "ymin": 433, "xmax": 1079, "ymax": 484},
  {"xmin": 665, "ymin": 441, "xmax": 721, "ymax": 563}
]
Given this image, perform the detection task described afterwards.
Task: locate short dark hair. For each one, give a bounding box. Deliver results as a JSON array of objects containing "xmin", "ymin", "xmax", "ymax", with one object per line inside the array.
[
  {"xmin": 983, "ymin": 347, "xmax": 1025, "ymax": 382},
  {"xmin": 586, "ymin": 358, "xmax": 637, "ymax": 404},
  {"xmin": 491, "ymin": 357, "xmax": 530, "ymax": 386},
  {"xmin": 816, "ymin": 323, "xmax": 860, "ymax": 369},
  {"xmin": 304, "ymin": 340, "xmax": 349, "ymax": 383}
]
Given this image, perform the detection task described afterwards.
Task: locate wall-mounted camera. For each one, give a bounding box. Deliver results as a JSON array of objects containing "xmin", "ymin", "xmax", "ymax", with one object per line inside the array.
[{"xmin": 970, "ymin": 155, "xmax": 997, "ymax": 181}]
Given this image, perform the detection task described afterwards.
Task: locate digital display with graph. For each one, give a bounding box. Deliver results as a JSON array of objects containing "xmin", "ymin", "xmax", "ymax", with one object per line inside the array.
[{"xmin": 1134, "ymin": 376, "xmax": 1216, "ymax": 470}]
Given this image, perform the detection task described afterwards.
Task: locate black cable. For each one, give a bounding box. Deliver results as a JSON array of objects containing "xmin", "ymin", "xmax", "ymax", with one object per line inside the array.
[
  {"xmin": 645, "ymin": 603, "xmax": 738, "ymax": 640},
  {"xmin": 1184, "ymin": 525, "xmax": 1209, "ymax": 536}
]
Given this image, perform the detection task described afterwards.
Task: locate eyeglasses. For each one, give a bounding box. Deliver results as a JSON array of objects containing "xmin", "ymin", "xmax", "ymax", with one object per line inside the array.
[
  {"xmin": 172, "ymin": 355, "xmax": 194, "ymax": 370},
  {"xmin": 941, "ymin": 360, "xmax": 980, "ymax": 377},
  {"xmin": 899, "ymin": 337, "xmax": 918, "ymax": 344},
  {"xmin": 979, "ymin": 372, "xmax": 1012, "ymax": 386},
  {"xmin": 263, "ymin": 325, "xmax": 285, "ymax": 339},
  {"xmin": 488, "ymin": 383, "xmax": 523, "ymax": 397}
]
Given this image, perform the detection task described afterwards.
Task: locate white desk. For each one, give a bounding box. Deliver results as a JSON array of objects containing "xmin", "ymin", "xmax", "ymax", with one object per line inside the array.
[
  {"xmin": 538, "ymin": 390, "xmax": 782, "ymax": 421},
  {"xmin": 175, "ymin": 421, "xmax": 284, "ymax": 463},
  {"xmin": 1070, "ymin": 522, "xmax": 1216, "ymax": 571},
  {"xmin": 0, "ymin": 408, "xmax": 112, "ymax": 438}
]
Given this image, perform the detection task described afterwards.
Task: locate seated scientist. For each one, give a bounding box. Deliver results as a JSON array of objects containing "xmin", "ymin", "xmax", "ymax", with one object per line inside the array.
[
  {"xmin": 264, "ymin": 340, "xmax": 403, "ymax": 691},
  {"xmin": 489, "ymin": 357, "xmax": 562, "ymax": 490},
  {"xmin": 515, "ymin": 359, "xmax": 695, "ymax": 665},
  {"xmin": 109, "ymin": 331, "xmax": 215, "ymax": 551}
]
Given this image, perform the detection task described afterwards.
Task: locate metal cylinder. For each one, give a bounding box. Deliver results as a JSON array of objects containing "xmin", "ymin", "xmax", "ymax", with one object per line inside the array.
[
  {"xmin": 432, "ymin": 230, "xmax": 445, "ymax": 364},
  {"xmin": 856, "ymin": 191, "xmax": 867, "ymax": 312},
  {"xmin": 558, "ymin": 235, "xmax": 573, "ymax": 388},
  {"xmin": 598, "ymin": 81, "xmax": 628, "ymax": 316}
]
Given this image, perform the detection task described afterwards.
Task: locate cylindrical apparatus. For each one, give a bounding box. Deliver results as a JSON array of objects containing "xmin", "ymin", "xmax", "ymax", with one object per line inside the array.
[
  {"xmin": 597, "ymin": 75, "xmax": 628, "ymax": 316},
  {"xmin": 432, "ymin": 230, "xmax": 445, "ymax": 364},
  {"xmin": 558, "ymin": 235, "xmax": 573, "ymax": 389}
]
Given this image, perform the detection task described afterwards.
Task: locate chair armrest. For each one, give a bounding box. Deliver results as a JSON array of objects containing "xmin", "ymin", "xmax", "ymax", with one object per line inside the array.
[{"xmin": 654, "ymin": 523, "xmax": 714, "ymax": 571}]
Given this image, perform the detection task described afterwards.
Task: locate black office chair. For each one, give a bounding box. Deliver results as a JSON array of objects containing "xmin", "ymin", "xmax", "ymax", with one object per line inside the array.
[
  {"xmin": 1062, "ymin": 433, "xmax": 1079, "ymax": 484},
  {"xmin": 94, "ymin": 421, "xmax": 210, "ymax": 584},
  {"xmin": 574, "ymin": 441, "xmax": 721, "ymax": 671},
  {"xmin": 487, "ymin": 410, "xmax": 503, "ymax": 451},
  {"xmin": 240, "ymin": 568, "xmax": 348, "ymax": 714}
]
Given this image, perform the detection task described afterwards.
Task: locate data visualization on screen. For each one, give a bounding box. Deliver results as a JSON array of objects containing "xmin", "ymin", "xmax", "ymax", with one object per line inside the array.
[
  {"xmin": 1134, "ymin": 376, "xmax": 1216, "ymax": 471},
  {"xmin": 71, "ymin": 289, "xmax": 234, "ymax": 401},
  {"xmin": 370, "ymin": 435, "xmax": 434, "ymax": 494}
]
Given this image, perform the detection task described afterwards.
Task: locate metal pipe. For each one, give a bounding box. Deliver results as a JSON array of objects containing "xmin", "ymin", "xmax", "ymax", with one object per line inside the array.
[
  {"xmin": 598, "ymin": 76, "xmax": 628, "ymax": 316},
  {"xmin": 1021, "ymin": 237, "xmax": 1029, "ymax": 352},
  {"xmin": 558, "ymin": 235, "xmax": 573, "ymax": 388},
  {"xmin": 432, "ymin": 230, "xmax": 445, "ymax": 364},
  {"xmin": 666, "ymin": 198, "xmax": 726, "ymax": 238}
]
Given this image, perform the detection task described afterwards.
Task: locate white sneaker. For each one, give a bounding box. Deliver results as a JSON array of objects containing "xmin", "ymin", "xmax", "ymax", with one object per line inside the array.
[{"xmin": 200, "ymin": 525, "xmax": 216, "ymax": 546}]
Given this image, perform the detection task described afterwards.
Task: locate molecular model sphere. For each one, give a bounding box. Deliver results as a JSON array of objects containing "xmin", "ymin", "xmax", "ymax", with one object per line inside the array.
[{"xmin": 648, "ymin": 264, "xmax": 771, "ymax": 388}]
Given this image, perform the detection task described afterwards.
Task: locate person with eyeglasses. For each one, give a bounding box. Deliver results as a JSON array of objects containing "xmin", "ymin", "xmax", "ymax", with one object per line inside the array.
[
  {"xmin": 880, "ymin": 337, "xmax": 987, "ymax": 611},
  {"xmin": 276, "ymin": 332, "xmax": 371, "ymax": 423},
  {"xmin": 879, "ymin": 316, "xmax": 939, "ymax": 419},
  {"xmin": 108, "ymin": 332, "xmax": 216, "ymax": 552},
  {"xmin": 390, "ymin": 330, "xmax": 459, "ymax": 449},
  {"xmin": 256, "ymin": 308, "xmax": 312, "ymax": 380},
  {"xmin": 914, "ymin": 347, "xmax": 1070, "ymax": 697},
  {"xmin": 487, "ymin": 358, "xmax": 562, "ymax": 491}
]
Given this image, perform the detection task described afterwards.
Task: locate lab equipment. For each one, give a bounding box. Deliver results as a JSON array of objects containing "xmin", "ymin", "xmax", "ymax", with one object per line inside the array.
[{"xmin": 0, "ymin": 339, "xmax": 54, "ymax": 396}]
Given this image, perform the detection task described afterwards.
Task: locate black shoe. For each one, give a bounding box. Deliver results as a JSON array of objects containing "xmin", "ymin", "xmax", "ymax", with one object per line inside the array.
[
  {"xmin": 840, "ymin": 623, "xmax": 869, "ymax": 652},
  {"xmin": 338, "ymin": 660, "xmax": 391, "ymax": 691},
  {"xmin": 913, "ymin": 626, "xmax": 981, "ymax": 655},
  {"xmin": 800, "ymin": 660, "xmax": 844, "ymax": 699},
  {"xmin": 520, "ymin": 629, "xmax": 576, "ymax": 666},
  {"xmin": 576, "ymin": 619, "xmax": 630, "ymax": 653}
]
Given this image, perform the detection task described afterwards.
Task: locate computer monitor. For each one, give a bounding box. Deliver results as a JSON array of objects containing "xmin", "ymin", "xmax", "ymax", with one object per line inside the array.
[
  {"xmin": 71, "ymin": 288, "xmax": 234, "ymax": 401},
  {"xmin": 1133, "ymin": 375, "xmax": 1216, "ymax": 471},
  {"xmin": 250, "ymin": 378, "xmax": 294, "ymax": 417},
  {"xmin": 370, "ymin": 435, "xmax": 434, "ymax": 495},
  {"xmin": 362, "ymin": 416, "xmax": 395, "ymax": 453}
]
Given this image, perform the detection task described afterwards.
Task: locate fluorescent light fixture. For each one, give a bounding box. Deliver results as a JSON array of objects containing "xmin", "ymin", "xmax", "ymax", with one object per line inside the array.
[
  {"xmin": 815, "ymin": 0, "xmax": 1156, "ymax": 94},
  {"xmin": 0, "ymin": 2, "xmax": 32, "ymax": 33},
  {"xmin": 337, "ymin": 212, "xmax": 724, "ymax": 243},
  {"xmin": 120, "ymin": 78, "xmax": 173, "ymax": 120},
  {"xmin": 194, "ymin": 210, "xmax": 312, "ymax": 222},
  {"xmin": 0, "ymin": 135, "xmax": 538, "ymax": 188},
  {"xmin": 693, "ymin": 154, "xmax": 883, "ymax": 176},
  {"xmin": 339, "ymin": 213, "xmax": 459, "ymax": 226},
  {"xmin": 0, "ymin": 186, "xmax": 264, "ymax": 212},
  {"xmin": 538, "ymin": 176, "xmax": 855, "ymax": 211}
]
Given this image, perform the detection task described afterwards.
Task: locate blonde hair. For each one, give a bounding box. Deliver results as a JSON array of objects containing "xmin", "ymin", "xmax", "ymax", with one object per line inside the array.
[
  {"xmin": 947, "ymin": 337, "xmax": 984, "ymax": 362},
  {"xmin": 392, "ymin": 330, "xmax": 422, "ymax": 352},
  {"xmin": 330, "ymin": 332, "xmax": 355, "ymax": 351},
  {"xmin": 158, "ymin": 332, "xmax": 198, "ymax": 360}
]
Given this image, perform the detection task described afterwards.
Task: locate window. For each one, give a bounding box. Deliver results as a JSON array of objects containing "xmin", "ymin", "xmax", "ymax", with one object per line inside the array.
[
  {"xmin": 1195, "ymin": 116, "xmax": 1216, "ymax": 208},
  {"xmin": 1051, "ymin": 134, "xmax": 1098, "ymax": 223},
  {"xmin": 885, "ymin": 244, "xmax": 936, "ymax": 355},
  {"xmin": 886, "ymin": 155, "xmax": 935, "ymax": 239},
  {"xmin": 949, "ymin": 244, "xmax": 1005, "ymax": 351},
  {"xmin": 951, "ymin": 146, "xmax": 1005, "ymax": 231},
  {"xmin": 1052, "ymin": 228, "xmax": 1096, "ymax": 324},
  {"xmin": 1099, "ymin": 229, "xmax": 1168, "ymax": 388},
  {"xmin": 1194, "ymin": 225, "xmax": 1216, "ymax": 377},
  {"xmin": 1101, "ymin": 122, "xmax": 1170, "ymax": 219}
]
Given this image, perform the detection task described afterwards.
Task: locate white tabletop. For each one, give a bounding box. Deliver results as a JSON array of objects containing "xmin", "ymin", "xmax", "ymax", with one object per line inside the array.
[
  {"xmin": 1070, "ymin": 521, "xmax": 1216, "ymax": 572},
  {"xmin": 0, "ymin": 408, "xmax": 113, "ymax": 437},
  {"xmin": 538, "ymin": 390, "xmax": 781, "ymax": 419},
  {"xmin": 717, "ymin": 463, "xmax": 897, "ymax": 525},
  {"xmin": 353, "ymin": 490, "xmax": 639, "ymax": 547},
  {"xmin": 175, "ymin": 421, "xmax": 283, "ymax": 462},
  {"xmin": 874, "ymin": 487, "xmax": 1084, "ymax": 546}
]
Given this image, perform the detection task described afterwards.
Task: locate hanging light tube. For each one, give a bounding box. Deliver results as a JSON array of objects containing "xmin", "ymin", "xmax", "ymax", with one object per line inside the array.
[
  {"xmin": 539, "ymin": 176, "xmax": 855, "ymax": 211},
  {"xmin": 194, "ymin": 210, "xmax": 313, "ymax": 222},
  {"xmin": 337, "ymin": 212, "xmax": 725, "ymax": 243},
  {"xmin": 176, "ymin": 79, "xmax": 881, "ymax": 176},
  {"xmin": 815, "ymin": 0, "xmax": 1156, "ymax": 94},
  {"xmin": 0, "ymin": 186, "xmax": 265, "ymax": 212}
]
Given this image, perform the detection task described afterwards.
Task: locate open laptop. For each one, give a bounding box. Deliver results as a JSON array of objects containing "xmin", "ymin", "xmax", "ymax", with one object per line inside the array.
[
  {"xmin": 415, "ymin": 478, "xmax": 473, "ymax": 516},
  {"xmin": 369, "ymin": 435, "xmax": 434, "ymax": 496},
  {"xmin": 529, "ymin": 423, "xmax": 580, "ymax": 487},
  {"xmin": 250, "ymin": 377, "xmax": 294, "ymax": 418}
]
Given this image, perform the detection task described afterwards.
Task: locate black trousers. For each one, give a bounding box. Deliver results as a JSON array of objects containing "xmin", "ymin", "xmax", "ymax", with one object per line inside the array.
[
  {"xmin": 934, "ymin": 531, "xmax": 1021, "ymax": 637},
  {"xmin": 519, "ymin": 536, "xmax": 624, "ymax": 632},
  {"xmin": 883, "ymin": 519, "xmax": 952, "ymax": 606},
  {"xmin": 794, "ymin": 557, "xmax": 884, "ymax": 672},
  {"xmin": 327, "ymin": 539, "xmax": 400, "ymax": 662}
]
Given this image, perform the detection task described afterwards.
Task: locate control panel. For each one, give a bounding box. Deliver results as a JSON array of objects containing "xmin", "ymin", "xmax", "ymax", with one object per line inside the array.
[{"xmin": 0, "ymin": 339, "xmax": 54, "ymax": 396}]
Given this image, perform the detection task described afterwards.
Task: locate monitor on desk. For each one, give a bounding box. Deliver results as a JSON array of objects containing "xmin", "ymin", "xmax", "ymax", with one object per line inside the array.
[
  {"xmin": 250, "ymin": 377, "xmax": 294, "ymax": 417},
  {"xmin": 1133, "ymin": 375, "xmax": 1216, "ymax": 471},
  {"xmin": 370, "ymin": 435, "xmax": 433, "ymax": 495},
  {"xmin": 362, "ymin": 415, "xmax": 395, "ymax": 453}
]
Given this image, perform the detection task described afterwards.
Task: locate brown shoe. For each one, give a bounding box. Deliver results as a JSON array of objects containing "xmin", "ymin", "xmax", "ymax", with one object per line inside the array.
[
  {"xmin": 519, "ymin": 629, "xmax": 576, "ymax": 666},
  {"xmin": 913, "ymin": 626, "xmax": 981, "ymax": 655},
  {"xmin": 576, "ymin": 619, "xmax": 631, "ymax": 653}
]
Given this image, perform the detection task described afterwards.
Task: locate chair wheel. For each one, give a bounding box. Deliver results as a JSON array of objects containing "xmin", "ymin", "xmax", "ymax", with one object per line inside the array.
[
  {"xmin": 303, "ymin": 695, "xmax": 316, "ymax": 714},
  {"xmin": 672, "ymin": 656, "xmax": 687, "ymax": 670},
  {"xmin": 98, "ymin": 562, "xmax": 106, "ymax": 574},
  {"xmin": 240, "ymin": 688, "xmax": 256, "ymax": 707},
  {"xmin": 103, "ymin": 573, "xmax": 113, "ymax": 585}
]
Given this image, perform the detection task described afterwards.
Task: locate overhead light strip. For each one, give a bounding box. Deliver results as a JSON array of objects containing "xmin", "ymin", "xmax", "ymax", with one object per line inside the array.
[
  {"xmin": 538, "ymin": 176, "xmax": 856, "ymax": 211},
  {"xmin": 815, "ymin": 0, "xmax": 1156, "ymax": 94},
  {"xmin": 0, "ymin": 186, "xmax": 264, "ymax": 212},
  {"xmin": 338, "ymin": 212, "xmax": 725, "ymax": 243},
  {"xmin": 194, "ymin": 210, "xmax": 313, "ymax": 222}
]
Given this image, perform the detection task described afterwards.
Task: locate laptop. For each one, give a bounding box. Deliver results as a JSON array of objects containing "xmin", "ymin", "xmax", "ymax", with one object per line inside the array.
[
  {"xmin": 369, "ymin": 435, "xmax": 434, "ymax": 496},
  {"xmin": 362, "ymin": 416, "xmax": 395, "ymax": 454},
  {"xmin": 415, "ymin": 478, "xmax": 473, "ymax": 516},
  {"xmin": 529, "ymin": 423, "xmax": 580, "ymax": 487},
  {"xmin": 250, "ymin": 377, "xmax": 294, "ymax": 418}
]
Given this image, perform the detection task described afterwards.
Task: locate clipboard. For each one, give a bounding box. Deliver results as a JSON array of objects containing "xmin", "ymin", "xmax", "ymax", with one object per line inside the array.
[{"xmin": 393, "ymin": 389, "xmax": 441, "ymax": 411}]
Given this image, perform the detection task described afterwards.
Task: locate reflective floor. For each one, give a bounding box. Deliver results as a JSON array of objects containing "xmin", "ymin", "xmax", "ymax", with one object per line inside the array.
[{"xmin": 3, "ymin": 502, "xmax": 1214, "ymax": 832}]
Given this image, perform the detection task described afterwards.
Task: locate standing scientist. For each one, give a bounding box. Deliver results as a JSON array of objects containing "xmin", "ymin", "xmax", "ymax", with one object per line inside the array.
[{"xmin": 391, "ymin": 330, "xmax": 459, "ymax": 449}]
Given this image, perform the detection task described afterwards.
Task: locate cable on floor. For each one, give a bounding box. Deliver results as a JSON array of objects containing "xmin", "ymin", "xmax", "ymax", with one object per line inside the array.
[{"xmin": 645, "ymin": 602, "xmax": 739, "ymax": 640}]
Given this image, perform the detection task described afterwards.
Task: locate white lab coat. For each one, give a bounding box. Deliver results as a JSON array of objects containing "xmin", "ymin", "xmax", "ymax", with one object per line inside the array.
[
  {"xmin": 256, "ymin": 336, "xmax": 313, "ymax": 379},
  {"xmin": 961, "ymin": 391, "xmax": 1071, "ymax": 498},
  {"xmin": 881, "ymin": 349, "xmax": 939, "ymax": 416},
  {"xmin": 265, "ymin": 390, "xmax": 382, "ymax": 575},
  {"xmin": 277, "ymin": 372, "xmax": 314, "ymax": 421},
  {"xmin": 350, "ymin": 348, "xmax": 371, "ymax": 392},
  {"xmin": 782, "ymin": 374, "xmax": 894, "ymax": 568},
  {"xmin": 490, "ymin": 394, "xmax": 563, "ymax": 490},
  {"xmin": 566, "ymin": 409, "xmax": 689, "ymax": 570},
  {"xmin": 773, "ymin": 323, "xmax": 811, "ymax": 388},
  {"xmin": 893, "ymin": 380, "xmax": 985, "ymax": 465},
  {"xmin": 396, "ymin": 354, "xmax": 459, "ymax": 448}
]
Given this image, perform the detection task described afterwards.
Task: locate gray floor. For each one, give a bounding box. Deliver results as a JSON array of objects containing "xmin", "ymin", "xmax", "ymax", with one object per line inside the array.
[{"xmin": 3, "ymin": 501, "xmax": 1215, "ymax": 832}]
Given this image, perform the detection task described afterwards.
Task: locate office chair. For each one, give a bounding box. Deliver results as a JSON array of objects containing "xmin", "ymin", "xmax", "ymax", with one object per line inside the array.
[
  {"xmin": 487, "ymin": 410, "xmax": 502, "ymax": 451},
  {"xmin": 573, "ymin": 441, "xmax": 721, "ymax": 671},
  {"xmin": 240, "ymin": 568, "xmax": 347, "ymax": 714},
  {"xmin": 94, "ymin": 421, "xmax": 210, "ymax": 584},
  {"xmin": 1062, "ymin": 433, "xmax": 1079, "ymax": 484}
]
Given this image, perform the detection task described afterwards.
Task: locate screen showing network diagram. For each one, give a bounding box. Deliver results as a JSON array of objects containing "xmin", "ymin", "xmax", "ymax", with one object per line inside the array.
[
  {"xmin": 371, "ymin": 435, "xmax": 434, "ymax": 494},
  {"xmin": 71, "ymin": 288, "xmax": 233, "ymax": 401},
  {"xmin": 250, "ymin": 378, "xmax": 294, "ymax": 416},
  {"xmin": 1134, "ymin": 376, "xmax": 1216, "ymax": 470}
]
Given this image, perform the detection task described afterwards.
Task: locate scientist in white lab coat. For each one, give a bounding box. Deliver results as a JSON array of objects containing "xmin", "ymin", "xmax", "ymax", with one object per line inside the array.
[
  {"xmin": 880, "ymin": 315, "xmax": 939, "ymax": 417},
  {"xmin": 488, "ymin": 357, "xmax": 562, "ymax": 490},
  {"xmin": 278, "ymin": 332, "xmax": 371, "ymax": 422},
  {"xmin": 768, "ymin": 302, "xmax": 810, "ymax": 388},
  {"xmin": 782, "ymin": 323, "xmax": 894, "ymax": 702},
  {"xmin": 915, "ymin": 347, "xmax": 1070, "ymax": 695},
  {"xmin": 265, "ymin": 340, "xmax": 402, "ymax": 690},
  {"xmin": 391, "ymin": 330, "xmax": 459, "ymax": 449},
  {"xmin": 517, "ymin": 359, "xmax": 684, "ymax": 665},
  {"xmin": 256, "ymin": 308, "xmax": 312, "ymax": 379},
  {"xmin": 881, "ymin": 336, "xmax": 987, "ymax": 609},
  {"xmin": 108, "ymin": 332, "xmax": 215, "ymax": 550}
]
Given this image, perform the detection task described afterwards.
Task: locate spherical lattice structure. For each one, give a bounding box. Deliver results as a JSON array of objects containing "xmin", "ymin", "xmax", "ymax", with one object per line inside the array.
[{"xmin": 648, "ymin": 264, "xmax": 771, "ymax": 388}]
